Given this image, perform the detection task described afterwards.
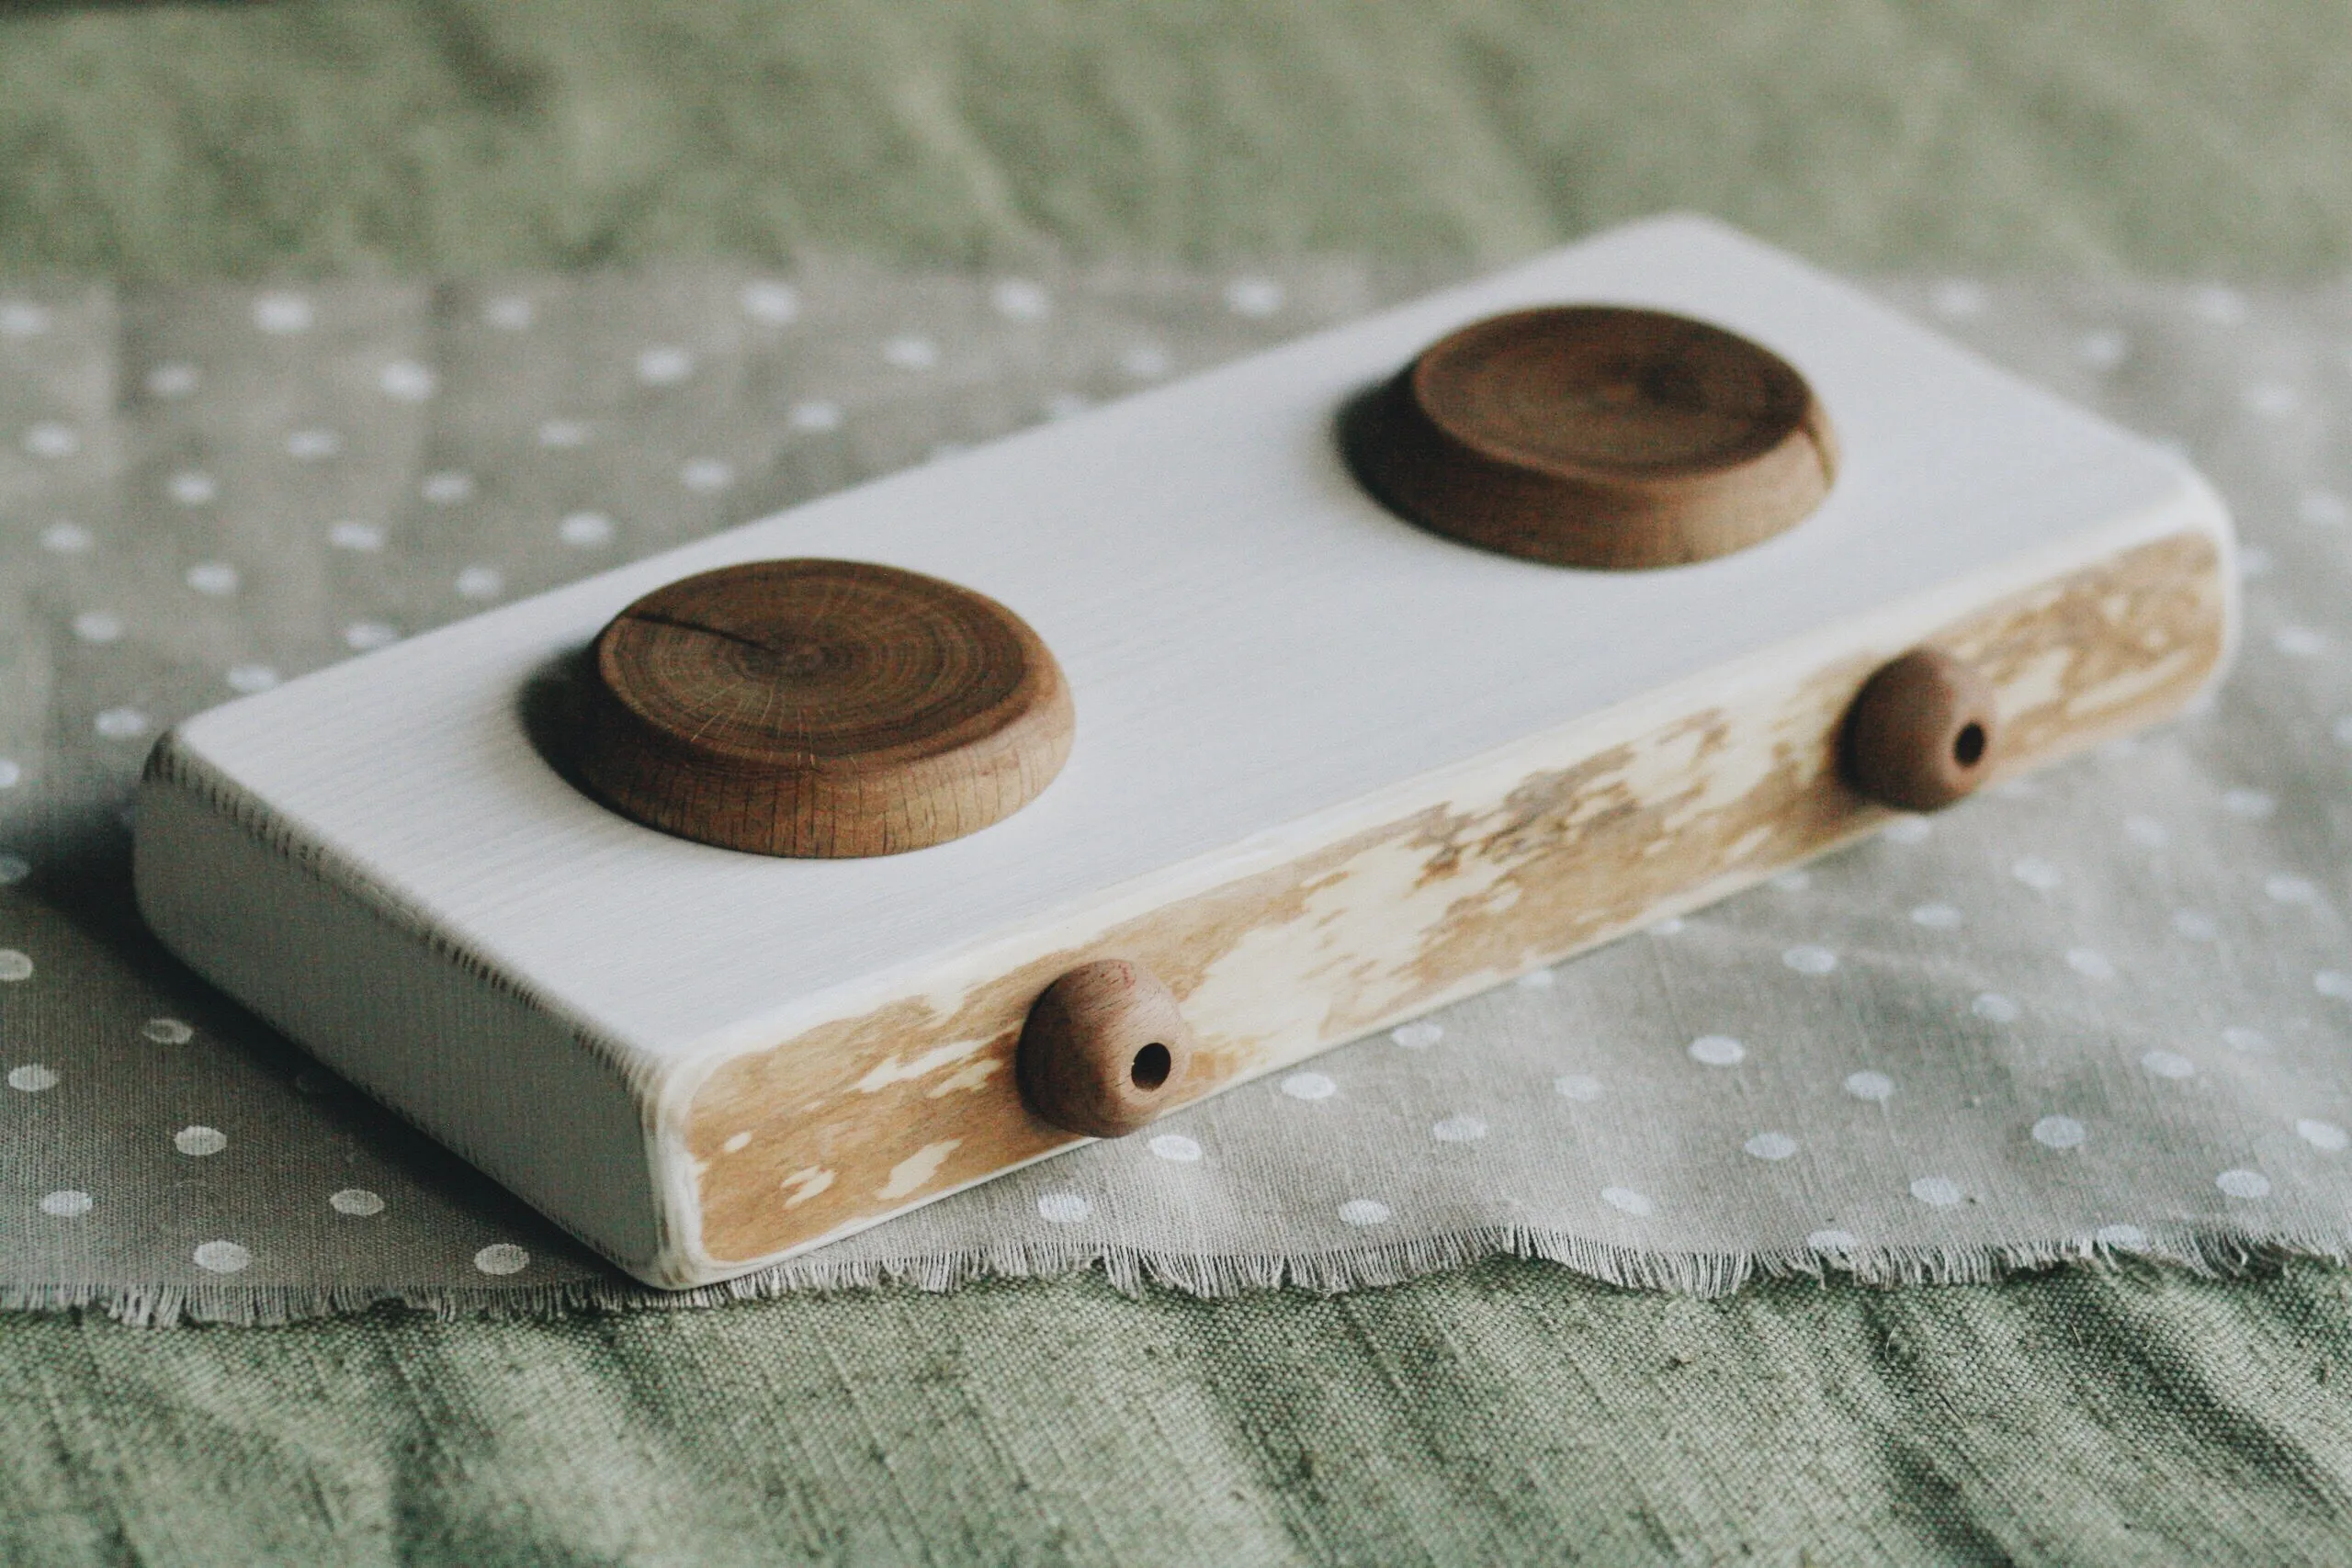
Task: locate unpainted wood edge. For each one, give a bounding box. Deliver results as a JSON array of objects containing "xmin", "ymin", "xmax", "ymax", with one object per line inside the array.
[{"xmin": 659, "ymin": 507, "xmax": 2233, "ymax": 1282}]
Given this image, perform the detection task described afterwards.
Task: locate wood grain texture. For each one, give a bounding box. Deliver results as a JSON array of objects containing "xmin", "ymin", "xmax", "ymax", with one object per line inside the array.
[
  {"xmin": 684, "ymin": 530, "xmax": 2226, "ymax": 1267},
  {"xmin": 1345, "ymin": 306, "xmax": 1838, "ymax": 569},
  {"xmin": 1015, "ymin": 960, "xmax": 1199, "ymax": 1137},
  {"xmin": 576, "ymin": 559, "xmax": 1073, "ymax": 857}
]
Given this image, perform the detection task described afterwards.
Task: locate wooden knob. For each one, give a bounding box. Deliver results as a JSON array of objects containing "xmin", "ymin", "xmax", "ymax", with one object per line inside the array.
[
  {"xmin": 1841, "ymin": 648, "xmax": 1999, "ymax": 812},
  {"xmin": 575, "ymin": 558, "xmax": 1074, "ymax": 857},
  {"xmin": 1343, "ymin": 305, "xmax": 1837, "ymax": 570},
  {"xmin": 1016, "ymin": 960, "xmax": 1198, "ymax": 1138}
]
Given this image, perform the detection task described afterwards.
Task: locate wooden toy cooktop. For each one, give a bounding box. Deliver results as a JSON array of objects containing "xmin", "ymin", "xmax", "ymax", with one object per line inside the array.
[{"xmin": 134, "ymin": 217, "xmax": 2237, "ymax": 1288}]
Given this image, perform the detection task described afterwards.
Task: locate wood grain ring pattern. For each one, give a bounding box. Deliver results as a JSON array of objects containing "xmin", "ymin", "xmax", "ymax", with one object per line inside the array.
[
  {"xmin": 575, "ymin": 558, "xmax": 1074, "ymax": 856},
  {"xmin": 1344, "ymin": 305, "xmax": 1838, "ymax": 570}
]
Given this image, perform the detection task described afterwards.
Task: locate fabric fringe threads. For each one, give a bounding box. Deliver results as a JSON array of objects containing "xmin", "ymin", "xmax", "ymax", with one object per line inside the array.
[{"xmin": 15, "ymin": 1228, "xmax": 2349, "ymax": 1329}]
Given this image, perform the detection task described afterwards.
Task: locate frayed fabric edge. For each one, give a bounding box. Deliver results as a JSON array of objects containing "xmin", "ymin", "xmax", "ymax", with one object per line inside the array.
[{"xmin": 6, "ymin": 1223, "xmax": 2349, "ymax": 1328}]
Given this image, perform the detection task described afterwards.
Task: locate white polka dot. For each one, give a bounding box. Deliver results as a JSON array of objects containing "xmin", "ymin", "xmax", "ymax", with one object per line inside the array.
[
  {"xmin": 990, "ymin": 278, "xmax": 1050, "ymax": 321},
  {"xmin": 2032, "ymin": 1115, "xmax": 2086, "ymax": 1149},
  {"xmin": 1600, "ymin": 1186, "xmax": 1653, "ymax": 1216},
  {"xmin": 1280, "ymin": 1072, "xmax": 1336, "ymax": 1101},
  {"xmin": 1431, "ymin": 1114, "xmax": 1487, "ymax": 1144},
  {"xmin": 0, "ymin": 300, "xmax": 49, "ymax": 336},
  {"xmin": 2095, "ymin": 1224, "xmax": 2148, "ymax": 1250},
  {"xmin": 1782, "ymin": 944, "xmax": 1838, "ymax": 975},
  {"xmin": 2123, "ymin": 815, "xmax": 2168, "ymax": 848},
  {"xmin": 2245, "ymin": 381, "xmax": 2301, "ymax": 418},
  {"xmin": 284, "ymin": 427, "xmax": 342, "ymax": 461},
  {"xmin": 2301, "ymin": 490, "xmax": 2350, "ymax": 526},
  {"xmin": 1744, "ymin": 1132, "xmax": 1798, "ymax": 1161},
  {"xmin": 0, "ymin": 760, "xmax": 21, "ymax": 790},
  {"xmin": 329, "ymin": 1188, "xmax": 385, "ymax": 1216},
  {"xmin": 23, "ymin": 422, "xmax": 78, "ymax": 458},
  {"xmin": 2315, "ymin": 971, "xmax": 2352, "ymax": 1000},
  {"xmin": 2297, "ymin": 1119, "xmax": 2349, "ymax": 1152},
  {"xmin": 146, "ymin": 363, "xmax": 198, "ymax": 398},
  {"xmin": 680, "ymin": 457, "xmax": 735, "ymax": 492},
  {"xmin": 1910, "ymin": 1176, "xmax": 1963, "ymax": 1207},
  {"xmin": 2173, "ymin": 909, "xmax": 2219, "ymax": 941},
  {"xmin": 94, "ymin": 708, "xmax": 148, "ymax": 739},
  {"xmin": 741, "ymin": 281, "xmax": 801, "ymax": 324},
  {"xmin": 39, "ymin": 1190, "xmax": 91, "ymax": 1217},
  {"xmin": 2217, "ymin": 1168, "xmax": 2270, "ymax": 1199},
  {"xmin": 1971, "ymin": 993, "xmax": 2020, "ymax": 1024},
  {"xmin": 72, "ymin": 612, "xmax": 123, "ymax": 645},
  {"xmin": 328, "ymin": 520, "xmax": 385, "ymax": 551},
  {"xmin": 1650, "ymin": 917, "xmax": 1686, "ymax": 935},
  {"xmin": 2222, "ymin": 787, "xmax": 2278, "ymax": 819},
  {"xmin": 1224, "ymin": 277, "xmax": 1285, "ymax": 318},
  {"xmin": 1148, "ymin": 1134, "xmax": 1202, "ymax": 1163},
  {"xmin": 0, "ymin": 854, "xmax": 27, "ymax": 886},
  {"xmin": 1689, "ymin": 1034, "xmax": 1746, "ymax": 1066},
  {"xmin": 0, "ymin": 951, "xmax": 28, "ymax": 986},
  {"xmin": 1929, "ymin": 278, "xmax": 1986, "ymax": 318},
  {"xmin": 2238, "ymin": 546, "xmax": 2274, "ymax": 580},
  {"xmin": 2267, "ymin": 874, "xmax": 2319, "ymax": 906},
  {"xmin": 1910, "ymin": 903, "xmax": 1962, "ymax": 930},
  {"xmin": 186, "ymin": 561, "xmax": 239, "ymax": 595},
  {"xmin": 2011, "ymin": 856, "xmax": 2062, "ymax": 891},
  {"xmin": 2335, "ymin": 715, "xmax": 2352, "ymax": 749},
  {"xmin": 1515, "ymin": 967, "xmax": 1555, "ymax": 989},
  {"xmin": 1120, "ymin": 345, "xmax": 1171, "ymax": 380},
  {"xmin": 1554, "ymin": 1074, "xmax": 1604, "ymax": 1102},
  {"xmin": 1806, "ymin": 1228, "xmax": 1860, "ymax": 1253},
  {"xmin": 2275, "ymin": 626, "xmax": 2327, "ymax": 658},
  {"xmin": 1771, "ymin": 870, "xmax": 1812, "ymax": 893},
  {"xmin": 1035, "ymin": 1192, "xmax": 1090, "ymax": 1224},
  {"xmin": 7, "ymin": 1063, "xmax": 57, "ymax": 1090},
  {"xmin": 167, "ymin": 471, "xmax": 216, "ymax": 506},
  {"xmin": 787, "ymin": 400, "xmax": 842, "ymax": 433},
  {"xmin": 484, "ymin": 295, "xmax": 535, "ymax": 331},
  {"xmin": 537, "ymin": 418, "xmax": 587, "ymax": 447},
  {"xmin": 1339, "ymin": 1199, "xmax": 1391, "ymax": 1226},
  {"xmin": 2190, "ymin": 285, "xmax": 2247, "ymax": 325},
  {"xmin": 420, "ymin": 470, "xmax": 474, "ymax": 505},
  {"xmin": 225, "ymin": 664, "xmax": 279, "ymax": 694},
  {"xmin": 379, "ymin": 361, "xmax": 436, "ymax": 401},
  {"xmin": 1390, "ymin": 1021, "xmax": 1443, "ymax": 1050},
  {"xmin": 2222, "ymin": 1025, "xmax": 2270, "ymax": 1052},
  {"xmin": 174, "ymin": 1125, "xmax": 227, "ymax": 1156},
  {"xmin": 454, "ymin": 565, "xmax": 504, "ymax": 600},
  {"xmin": 41, "ymin": 522, "xmax": 93, "ymax": 553},
  {"xmin": 636, "ymin": 345, "xmax": 694, "ymax": 385},
  {"xmin": 559, "ymin": 512, "xmax": 614, "ymax": 547},
  {"xmin": 142, "ymin": 1018, "xmax": 193, "ymax": 1044},
  {"xmin": 344, "ymin": 622, "xmax": 399, "ymax": 652},
  {"xmin": 193, "ymin": 1240, "xmax": 251, "ymax": 1273},
  {"xmin": 2141, "ymin": 1051, "xmax": 2195, "ymax": 1080},
  {"xmin": 882, "ymin": 335, "xmax": 938, "ymax": 370},
  {"xmin": 2077, "ymin": 329, "xmax": 2128, "ymax": 369},
  {"xmin": 1880, "ymin": 817, "xmax": 1933, "ymax": 844},
  {"xmin": 1844, "ymin": 1070, "xmax": 1894, "ymax": 1103},
  {"xmin": 2067, "ymin": 949, "xmax": 2116, "ymax": 980},
  {"xmin": 253, "ymin": 292, "xmax": 312, "ymax": 333},
  {"xmin": 472, "ymin": 1243, "xmax": 530, "ymax": 1275}
]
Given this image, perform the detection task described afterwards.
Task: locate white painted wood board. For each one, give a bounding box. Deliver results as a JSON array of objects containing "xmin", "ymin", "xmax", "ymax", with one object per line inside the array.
[{"xmin": 133, "ymin": 216, "xmax": 2237, "ymax": 1285}]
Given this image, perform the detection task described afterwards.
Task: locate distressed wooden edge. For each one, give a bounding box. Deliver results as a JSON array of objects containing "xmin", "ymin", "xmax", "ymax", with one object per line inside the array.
[{"xmin": 651, "ymin": 511, "xmax": 2233, "ymax": 1282}]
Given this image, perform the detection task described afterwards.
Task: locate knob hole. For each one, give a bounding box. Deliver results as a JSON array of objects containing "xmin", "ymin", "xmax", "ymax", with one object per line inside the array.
[
  {"xmin": 1130, "ymin": 1043, "xmax": 1172, "ymax": 1091},
  {"xmin": 1953, "ymin": 721, "xmax": 1987, "ymax": 769}
]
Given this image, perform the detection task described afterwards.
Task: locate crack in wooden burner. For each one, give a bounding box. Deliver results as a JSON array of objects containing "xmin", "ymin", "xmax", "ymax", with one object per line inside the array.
[{"xmin": 568, "ymin": 307, "xmax": 1996, "ymax": 1145}]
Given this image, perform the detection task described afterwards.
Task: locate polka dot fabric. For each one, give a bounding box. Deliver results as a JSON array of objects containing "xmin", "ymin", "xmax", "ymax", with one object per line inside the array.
[{"xmin": 1, "ymin": 263, "xmax": 2349, "ymax": 1320}]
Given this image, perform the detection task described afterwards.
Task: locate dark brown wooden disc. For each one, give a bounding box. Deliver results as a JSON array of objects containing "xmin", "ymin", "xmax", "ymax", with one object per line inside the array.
[
  {"xmin": 575, "ymin": 559, "xmax": 1074, "ymax": 857},
  {"xmin": 1343, "ymin": 305, "xmax": 1838, "ymax": 570}
]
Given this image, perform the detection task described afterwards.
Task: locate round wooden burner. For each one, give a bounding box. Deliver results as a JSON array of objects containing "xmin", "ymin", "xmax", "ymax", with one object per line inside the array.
[
  {"xmin": 576, "ymin": 558, "xmax": 1074, "ymax": 857},
  {"xmin": 1344, "ymin": 305, "xmax": 1838, "ymax": 570}
]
